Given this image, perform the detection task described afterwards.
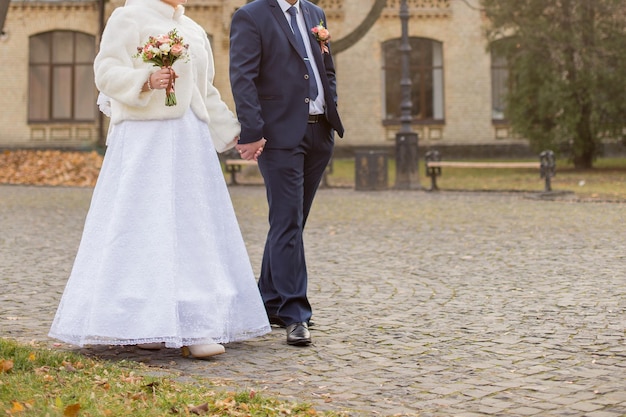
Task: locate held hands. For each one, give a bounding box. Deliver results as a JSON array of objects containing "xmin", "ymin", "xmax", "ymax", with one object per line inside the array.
[{"xmin": 235, "ymin": 138, "xmax": 266, "ymax": 161}]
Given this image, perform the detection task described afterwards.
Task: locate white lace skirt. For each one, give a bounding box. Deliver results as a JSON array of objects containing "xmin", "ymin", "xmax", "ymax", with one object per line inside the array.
[{"xmin": 49, "ymin": 110, "xmax": 270, "ymax": 348}]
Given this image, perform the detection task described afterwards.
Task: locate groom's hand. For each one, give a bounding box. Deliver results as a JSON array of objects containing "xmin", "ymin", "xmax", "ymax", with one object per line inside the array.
[{"xmin": 236, "ymin": 138, "xmax": 266, "ymax": 161}]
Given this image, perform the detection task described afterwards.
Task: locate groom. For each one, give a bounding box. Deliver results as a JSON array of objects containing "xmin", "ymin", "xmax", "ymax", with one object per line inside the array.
[{"xmin": 229, "ymin": 0, "xmax": 344, "ymax": 346}]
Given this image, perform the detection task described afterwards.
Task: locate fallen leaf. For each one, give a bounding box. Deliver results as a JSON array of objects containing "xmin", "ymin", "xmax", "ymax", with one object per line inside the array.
[
  {"xmin": 62, "ymin": 361, "xmax": 77, "ymax": 372},
  {"xmin": 63, "ymin": 403, "xmax": 81, "ymax": 417},
  {"xmin": 120, "ymin": 374, "xmax": 142, "ymax": 384},
  {"xmin": 0, "ymin": 359, "xmax": 14, "ymax": 373},
  {"xmin": 10, "ymin": 401, "xmax": 24, "ymax": 412},
  {"xmin": 0, "ymin": 359, "xmax": 13, "ymax": 372},
  {"xmin": 130, "ymin": 392, "xmax": 147, "ymax": 401},
  {"xmin": 189, "ymin": 403, "xmax": 209, "ymax": 415},
  {"xmin": 0, "ymin": 150, "xmax": 103, "ymax": 187}
]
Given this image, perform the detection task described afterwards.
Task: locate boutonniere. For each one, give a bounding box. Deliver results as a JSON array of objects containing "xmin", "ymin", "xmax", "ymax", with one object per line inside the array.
[{"xmin": 311, "ymin": 21, "xmax": 331, "ymax": 54}]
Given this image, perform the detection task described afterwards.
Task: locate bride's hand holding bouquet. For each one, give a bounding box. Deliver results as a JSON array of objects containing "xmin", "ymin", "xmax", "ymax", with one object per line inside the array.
[{"xmin": 134, "ymin": 28, "xmax": 189, "ymax": 106}]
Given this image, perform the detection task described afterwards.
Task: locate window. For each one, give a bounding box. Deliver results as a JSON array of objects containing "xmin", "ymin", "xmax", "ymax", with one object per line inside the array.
[
  {"xmin": 383, "ymin": 37, "xmax": 444, "ymax": 123},
  {"xmin": 491, "ymin": 43, "xmax": 509, "ymax": 121},
  {"xmin": 29, "ymin": 31, "xmax": 96, "ymax": 123}
]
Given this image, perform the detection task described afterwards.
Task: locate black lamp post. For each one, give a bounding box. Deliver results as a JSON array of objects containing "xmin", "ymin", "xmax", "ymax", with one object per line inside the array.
[{"xmin": 394, "ymin": 0, "xmax": 421, "ymax": 190}]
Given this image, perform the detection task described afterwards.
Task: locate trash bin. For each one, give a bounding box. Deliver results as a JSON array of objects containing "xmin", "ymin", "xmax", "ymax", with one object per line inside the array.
[{"xmin": 355, "ymin": 149, "xmax": 388, "ymax": 191}]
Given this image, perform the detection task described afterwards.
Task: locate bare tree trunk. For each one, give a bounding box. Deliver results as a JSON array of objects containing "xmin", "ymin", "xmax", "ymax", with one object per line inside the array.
[
  {"xmin": 332, "ymin": 0, "xmax": 386, "ymax": 55},
  {"xmin": 247, "ymin": 0, "xmax": 386, "ymax": 55},
  {"xmin": 0, "ymin": 0, "xmax": 10, "ymax": 35}
]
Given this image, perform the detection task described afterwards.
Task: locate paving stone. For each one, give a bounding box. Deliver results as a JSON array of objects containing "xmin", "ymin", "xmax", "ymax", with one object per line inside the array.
[
  {"xmin": 1, "ymin": 185, "xmax": 625, "ymax": 416},
  {"xmin": 569, "ymin": 401, "xmax": 605, "ymax": 412},
  {"xmin": 508, "ymin": 406, "xmax": 544, "ymax": 415}
]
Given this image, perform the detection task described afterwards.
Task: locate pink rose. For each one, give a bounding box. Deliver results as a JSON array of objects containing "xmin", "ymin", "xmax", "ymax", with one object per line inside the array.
[
  {"xmin": 156, "ymin": 34, "xmax": 170, "ymax": 44},
  {"xmin": 170, "ymin": 43, "xmax": 184, "ymax": 56}
]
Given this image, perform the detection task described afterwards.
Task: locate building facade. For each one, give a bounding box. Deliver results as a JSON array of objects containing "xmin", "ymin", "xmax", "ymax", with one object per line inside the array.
[{"xmin": 0, "ymin": 0, "xmax": 524, "ymax": 155}]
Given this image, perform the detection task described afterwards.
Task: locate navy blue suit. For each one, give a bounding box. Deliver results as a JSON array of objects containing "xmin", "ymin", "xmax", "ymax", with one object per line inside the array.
[{"xmin": 230, "ymin": 0, "xmax": 344, "ymax": 326}]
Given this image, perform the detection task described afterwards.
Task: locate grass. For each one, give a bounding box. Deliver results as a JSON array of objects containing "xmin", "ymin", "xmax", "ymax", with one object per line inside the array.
[
  {"xmin": 322, "ymin": 156, "xmax": 626, "ymax": 201},
  {"xmin": 0, "ymin": 339, "xmax": 342, "ymax": 417}
]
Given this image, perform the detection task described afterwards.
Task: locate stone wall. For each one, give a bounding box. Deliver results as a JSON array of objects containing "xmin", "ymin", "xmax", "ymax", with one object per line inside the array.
[
  {"xmin": 0, "ymin": 0, "xmax": 530, "ymax": 154},
  {"xmin": 1, "ymin": 1, "xmax": 102, "ymax": 147}
]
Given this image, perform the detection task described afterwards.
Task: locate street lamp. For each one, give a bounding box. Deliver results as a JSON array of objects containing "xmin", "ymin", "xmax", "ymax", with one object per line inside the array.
[{"xmin": 394, "ymin": 0, "xmax": 421, "ymax": 190}]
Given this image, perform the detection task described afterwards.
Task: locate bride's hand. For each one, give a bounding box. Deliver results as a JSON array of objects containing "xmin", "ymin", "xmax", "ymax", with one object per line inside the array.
[{"xmin": 235, "ymin": 138, "xmax": 266, "ymax": 161}]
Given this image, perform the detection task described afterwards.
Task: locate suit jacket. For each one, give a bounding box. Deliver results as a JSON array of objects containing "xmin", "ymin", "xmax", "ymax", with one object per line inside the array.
[{"xmin": 229, "ymin": 0, "xmax": 344, "ymax": 149}]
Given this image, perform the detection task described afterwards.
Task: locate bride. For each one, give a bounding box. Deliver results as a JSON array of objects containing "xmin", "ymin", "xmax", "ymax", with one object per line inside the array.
[{"xmin": 49, "ymin": 0, "xmax": 270, "ymax": 358}]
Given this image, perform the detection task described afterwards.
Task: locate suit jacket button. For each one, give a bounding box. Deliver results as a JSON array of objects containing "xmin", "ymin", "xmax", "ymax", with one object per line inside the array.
[
  {"xmin": 304, "ymin": 74, "xmax": 310, "ymax": 80},
  {"xmin": 304, "ymin": 98, "xmax": 310, "ymax": 103}
]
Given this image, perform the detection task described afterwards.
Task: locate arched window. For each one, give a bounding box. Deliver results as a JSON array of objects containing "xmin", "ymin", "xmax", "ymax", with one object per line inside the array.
[
  {"xmin": 28, "ymin": 31, "xmax": 96, "ymax": 123},
  {"xmin": 382, "ymin": 37, "xmax": 444, "ymax": 123},
  {"xmin": 491, "ymin": 40, "xmax": 509, "ymax": 121}
]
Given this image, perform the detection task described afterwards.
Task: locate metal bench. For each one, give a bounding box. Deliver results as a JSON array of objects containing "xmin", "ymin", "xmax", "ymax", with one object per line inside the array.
[
  {"xmin": 223, "ymin": 158, "xmax": 259, "ymax": 185},
  {"xmin": 425, "ymin": 150, "xmax": 556, "ymax": 192},
  {"xmin": 220, "ymin": 149, "xmax": 333, "ymax": 187}
]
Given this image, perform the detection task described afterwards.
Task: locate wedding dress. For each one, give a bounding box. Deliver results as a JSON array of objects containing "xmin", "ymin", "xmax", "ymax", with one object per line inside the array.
[{"xmin": 49, "ymin": 108, "xmax": 271, "ymax": 348}]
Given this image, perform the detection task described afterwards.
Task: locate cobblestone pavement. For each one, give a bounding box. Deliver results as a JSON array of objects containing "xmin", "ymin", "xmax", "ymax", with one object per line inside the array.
[{"xmin": 1, "ymin": 184, "xmax": 625, "ymax": 416}]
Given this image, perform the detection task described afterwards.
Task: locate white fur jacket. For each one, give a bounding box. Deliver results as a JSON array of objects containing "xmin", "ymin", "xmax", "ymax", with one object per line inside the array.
[{"xmin": 94, "ymin": 0, "xmax": 239, "ymax": 152}]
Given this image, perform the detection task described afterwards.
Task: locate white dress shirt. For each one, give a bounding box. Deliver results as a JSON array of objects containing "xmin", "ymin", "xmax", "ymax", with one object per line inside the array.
[{"xmin": 277, "ymin": 0, "xmax": 326, "ymax": 115}]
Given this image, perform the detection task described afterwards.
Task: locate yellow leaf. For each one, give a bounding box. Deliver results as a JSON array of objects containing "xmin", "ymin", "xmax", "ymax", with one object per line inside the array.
[
  {"xmin": 63, "ymin": 403, "xmax": 81, "ymax": 417},
  {"xmin": 28, "ymin": 352, "xmax": 36, "ymax": 361},
  {"xmin": 10, "ymin": 401, "xmax": 25, "ymax": 412},
  {"xmin": 55, "ymin": 397, "xmax": 63, "ymax": 408}
]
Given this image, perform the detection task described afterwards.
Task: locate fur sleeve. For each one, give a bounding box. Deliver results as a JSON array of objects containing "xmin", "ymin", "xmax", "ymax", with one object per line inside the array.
[
  {"xmin": 93, "ymin": 8, "xmax": 154, "ymax": 108},
  {"xmin": 201, "ymin": 31, "xmax": 240, "ymax": 153}
]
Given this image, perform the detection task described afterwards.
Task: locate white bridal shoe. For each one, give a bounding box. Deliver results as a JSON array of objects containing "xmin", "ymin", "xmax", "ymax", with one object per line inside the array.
[{"xmin": 181, "ymin": 343, "xmax": 225, "ymax": 358}]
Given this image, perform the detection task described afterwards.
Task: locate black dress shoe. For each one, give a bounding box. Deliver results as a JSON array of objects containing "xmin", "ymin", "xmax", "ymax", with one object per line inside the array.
[{"xmin": 286, "ymin": 322, "xmax": 311, "ymax": 346}]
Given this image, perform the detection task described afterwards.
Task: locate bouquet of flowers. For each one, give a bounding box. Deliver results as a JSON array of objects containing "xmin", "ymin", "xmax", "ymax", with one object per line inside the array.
[
  {"xmin": 311, "ymin": 21, "xmax": 331, "ymax": 54},
  {"xmin": 134, "ymin": 28, "xmax": 189, "ymax": 106}
]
